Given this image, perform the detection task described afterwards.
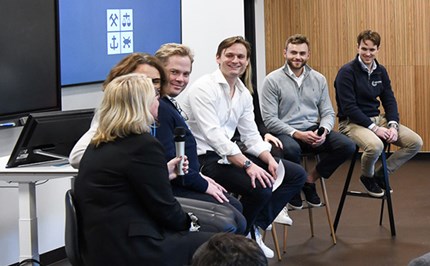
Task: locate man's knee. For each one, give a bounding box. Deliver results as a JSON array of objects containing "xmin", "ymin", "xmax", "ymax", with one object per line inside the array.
[
  {"xmin": 364, "ymin": 139, "xmax": 385, "ymax": 155},
  {"xmin": 282, "ymin": 144, "xmax": 301, "ymax": 163},
  {"xmin": 343, "ymin": 139, "xmax": 357, "ymax": 156}
]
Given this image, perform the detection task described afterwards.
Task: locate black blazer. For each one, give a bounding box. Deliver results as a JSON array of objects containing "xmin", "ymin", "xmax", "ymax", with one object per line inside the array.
[{"xmin": 74, "ymin": 133, "xmax": 209, "ymax": 265}]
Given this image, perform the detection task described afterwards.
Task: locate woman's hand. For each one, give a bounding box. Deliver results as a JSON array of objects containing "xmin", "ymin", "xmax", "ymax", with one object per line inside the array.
[
  {"xmin": 167, "ymin": 155, "xmax": 189, "ymax": 180},
  {"xmin": 201, "ymin": 174, "xmax": 229, "ymax": 203}
]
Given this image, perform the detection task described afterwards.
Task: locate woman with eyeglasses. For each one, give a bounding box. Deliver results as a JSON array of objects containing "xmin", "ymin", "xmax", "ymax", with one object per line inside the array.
[{"xmin": 74, "ymin": 73, "xmax": 213, "ymax": 266}]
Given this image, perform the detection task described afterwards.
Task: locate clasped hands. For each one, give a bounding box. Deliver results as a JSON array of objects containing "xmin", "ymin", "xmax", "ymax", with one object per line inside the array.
[{"xmin": 375, "ymin": 126, "xmax": 398, "ymax": 143}]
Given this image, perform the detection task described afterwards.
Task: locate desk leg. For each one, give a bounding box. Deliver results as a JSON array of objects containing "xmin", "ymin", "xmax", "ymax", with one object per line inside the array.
[{"xmin": 18, "ymin": 182, "xmax": 39, "ymax": 263}]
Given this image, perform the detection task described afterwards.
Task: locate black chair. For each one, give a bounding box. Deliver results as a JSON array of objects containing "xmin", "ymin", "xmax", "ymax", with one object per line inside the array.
[
  {"xmin": 64, "ymin": 190, "xmax": 241, "ymax": 266},
  {"xmin": 65, "ymin": 189, "xmax": 84, "ymax": 266},
  {"xmin": 176, "ymin": 197, "xmax": 240, "ymax": 233},
  {"xmin": 334, "ymin": 144, "xmax": 396, "ymax": 236}
]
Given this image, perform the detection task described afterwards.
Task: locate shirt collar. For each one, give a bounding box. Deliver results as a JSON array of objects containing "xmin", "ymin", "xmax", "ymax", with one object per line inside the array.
[
  {"xmin": 213, "ymin": 68, "xmax": 246, "ymax": 93},
  {"xmin": 286, "ymin": 63, "xmax": 306, "ymax": 78},
  {"xmin": 358, "ymin": 55, "xmax": 377, "ymax": 73}
]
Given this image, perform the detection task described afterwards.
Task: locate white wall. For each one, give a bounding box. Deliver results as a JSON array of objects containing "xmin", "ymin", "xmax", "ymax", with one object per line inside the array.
[
  {"xmin": 181, "ymin": 0, "xmax": 245, "ymax": 84},
  {"xmin": 0, "ymin": 1, "xmax": 245, "ymax": 265},
  {"xmin": 254, "ymin": 0, "xmax": 266, "ymax": 95}
]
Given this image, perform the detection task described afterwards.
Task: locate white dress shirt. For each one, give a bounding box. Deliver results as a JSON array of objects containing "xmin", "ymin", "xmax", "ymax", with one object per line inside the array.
[{"xmin": 178, "ymin": 69, "xmax": 271, "ymax": 161}]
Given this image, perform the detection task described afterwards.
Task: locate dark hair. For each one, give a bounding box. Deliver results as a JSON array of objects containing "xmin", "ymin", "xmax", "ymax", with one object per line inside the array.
[
  {"xmin": 285, "ymin": 34, "xmax": 310, "ymax": 50},
  {"xmin": 216, "ymin": 36, "xmax": 252, "ymax": 92},
  {"xmin": 191, "ymin": 233, "xmax": 268, "ymax": 266},
  {"xmin": 103, "ymin": 53, "xmax": 168, "ymax": 96},
  {"xmin": 357, "ymin": 30, "xmax": 381, "ymax": 47}
]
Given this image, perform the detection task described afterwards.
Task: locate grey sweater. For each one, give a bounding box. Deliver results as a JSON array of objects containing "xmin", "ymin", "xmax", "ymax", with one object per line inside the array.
[{"xmin": 260, "ymin": 64, "xmax": 335, "ymax": 136}]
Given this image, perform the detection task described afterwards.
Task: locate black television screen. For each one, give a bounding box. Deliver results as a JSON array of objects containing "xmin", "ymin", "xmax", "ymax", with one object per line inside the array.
[
  {"xmin": 59, "ymin": 0, "xmax": 182, "ymax": 86},
  {"xmin": 6, "ymin": 109, "xmax": 94, "ymax": 168},
  {"xmin": 0, "ymin": 0, "xmax": 61, "ymax": 122}
]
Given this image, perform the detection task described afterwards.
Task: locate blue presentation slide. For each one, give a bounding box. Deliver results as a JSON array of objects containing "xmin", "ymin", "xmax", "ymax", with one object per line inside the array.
[{"xmin": 59, "ymin": 0, "xmax": 181, "ymax": 86}]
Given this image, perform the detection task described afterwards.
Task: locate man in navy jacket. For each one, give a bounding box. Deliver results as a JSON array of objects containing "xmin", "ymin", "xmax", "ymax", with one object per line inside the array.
[
  {"xmin": 155, "ymin": 43, "xmax": 246, "ymax": 234},
  {"xmin": 335, "ymin": 30, "xmax": 422, "ymax": 198}
]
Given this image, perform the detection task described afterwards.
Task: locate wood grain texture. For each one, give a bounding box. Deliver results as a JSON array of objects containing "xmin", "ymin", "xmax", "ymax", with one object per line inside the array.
[{"xmin": 264, "ymin": 0, "xmax": 429, "ymax": 151}]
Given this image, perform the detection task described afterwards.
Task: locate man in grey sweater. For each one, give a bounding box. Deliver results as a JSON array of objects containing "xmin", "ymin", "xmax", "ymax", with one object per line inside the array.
[{"xmin": 260, "ymin": 34, "xmax": 355, "ymax": 208}]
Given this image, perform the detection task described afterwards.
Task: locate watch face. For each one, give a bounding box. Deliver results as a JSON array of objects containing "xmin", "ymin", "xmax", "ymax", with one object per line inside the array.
[{"xmin": 244, "ymin": 160, "xmax": 252, "ymax": 169}]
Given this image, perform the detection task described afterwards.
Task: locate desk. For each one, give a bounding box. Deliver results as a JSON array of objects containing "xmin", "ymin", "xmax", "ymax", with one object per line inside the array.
[{"xmin": 0, "ymin": 156, "xmax": 78, "ymax": 264}]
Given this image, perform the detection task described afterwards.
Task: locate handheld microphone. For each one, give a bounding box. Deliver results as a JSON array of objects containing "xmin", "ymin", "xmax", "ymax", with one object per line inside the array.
[
  {"xmin": 174, "ymin": 127, "xmax": 186, "ymax": 176},
  {"xmin": 317, "ymin": 127, "xmax": 325, "ymax": 136}
]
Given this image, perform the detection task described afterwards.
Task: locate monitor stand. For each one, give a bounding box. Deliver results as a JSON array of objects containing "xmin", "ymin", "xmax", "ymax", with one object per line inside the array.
[{"xmin": 16, "ymin": 149, "xmax": 69, "ymax": 168}]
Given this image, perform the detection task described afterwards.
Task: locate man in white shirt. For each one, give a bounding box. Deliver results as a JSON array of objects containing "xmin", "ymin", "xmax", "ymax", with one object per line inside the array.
[{"xmin": 178, "ymin": 36, "xmax": 307, "ymax": 258}]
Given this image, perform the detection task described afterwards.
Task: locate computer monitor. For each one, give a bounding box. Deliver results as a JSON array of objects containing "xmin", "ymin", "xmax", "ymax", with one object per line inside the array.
[
  {"xmin": 6, "ymin": 109, "xmax": 94, "ymax": 168},
  {"xmin": 0, "ymin": 0, "xmax": 61, "ymax": 122}
]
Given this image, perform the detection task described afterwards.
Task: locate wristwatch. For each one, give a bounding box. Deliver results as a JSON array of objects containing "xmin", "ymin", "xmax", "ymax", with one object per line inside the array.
[
  {"xmin": 388, "ymin": 123, "xmax": 399, "ymax": 132},
  {"xmin": 243, "ymin": 159, "xmax": 253, "ymax": 170}
]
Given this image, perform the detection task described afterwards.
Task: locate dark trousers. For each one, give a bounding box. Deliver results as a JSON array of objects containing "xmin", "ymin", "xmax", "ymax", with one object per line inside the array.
[
  {"xmin": 172, "ymin": 186, "xmax": 247, "ymax": 235},
  {"xmin": 276, "ymin": 129, "xmax": 356, "ymax": 178},
  {"xmin": 198, "ymin": 152, "xmax": 306, "ymax": 232}
]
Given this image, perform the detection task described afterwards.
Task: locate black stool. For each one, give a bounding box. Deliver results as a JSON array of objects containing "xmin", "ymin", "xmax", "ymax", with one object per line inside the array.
[{"xmin": 333, "ymin": 144, "xmax": 396, "ymax": 236}]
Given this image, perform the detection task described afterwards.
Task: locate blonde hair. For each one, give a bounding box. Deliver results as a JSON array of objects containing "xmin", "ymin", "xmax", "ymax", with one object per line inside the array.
[
  {"xmin": 155, "ymin": 43, "xmax": 194, "ymax": 66},
  {"xmin": 92, "ymin": 73, "xmax": 156, "ymax": 146}
]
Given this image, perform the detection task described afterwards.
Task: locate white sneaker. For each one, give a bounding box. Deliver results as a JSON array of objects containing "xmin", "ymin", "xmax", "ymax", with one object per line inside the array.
[
  {"xmin": 254, "ymin": 227, "xmax": 274, "ymax": 258},
  {"xmin": 274, "ymin": 206, "xmax": 293, "ymax": 226}
]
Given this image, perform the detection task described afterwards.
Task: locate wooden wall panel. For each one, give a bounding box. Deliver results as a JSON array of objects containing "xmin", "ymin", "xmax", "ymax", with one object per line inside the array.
[{"xmin": 264, "ymin": 0, "xmax": 430, "ymax": 151}]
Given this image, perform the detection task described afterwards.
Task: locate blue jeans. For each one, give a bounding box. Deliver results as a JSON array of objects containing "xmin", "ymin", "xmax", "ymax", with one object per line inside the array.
[{"xmin": 276, "ymin": 129, "xmax": 356, "ymax": 179}]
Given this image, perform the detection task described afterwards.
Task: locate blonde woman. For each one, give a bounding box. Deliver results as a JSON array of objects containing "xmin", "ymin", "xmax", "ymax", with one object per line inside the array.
[{"xmin": 74, "ymin": 73, "xmax": 212, "ymax": 266}]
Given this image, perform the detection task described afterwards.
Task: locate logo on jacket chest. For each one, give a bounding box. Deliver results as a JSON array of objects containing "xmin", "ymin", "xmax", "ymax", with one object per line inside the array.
[{"xmin": 371, "ymin": 80, "xmax": 382, "ymax": 87}]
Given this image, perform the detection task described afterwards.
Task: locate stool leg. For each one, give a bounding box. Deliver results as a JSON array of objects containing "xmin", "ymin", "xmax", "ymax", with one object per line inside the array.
[
  {"xmin": 379, "ymin": 198, "xmax": 385, "ymax": 225},
  {"xmin": 321, "ymin": 178, "xmax": 337, "ymax": 244},
  {"xmin": 308, "ymin": 207, "xmax": 315, "ymax": 237},
  {"xmin": 334, "ymin": 146, "xmax": 359, "ymax": 232},
  {"xmin": 282, "ymin": 225, "xmax": 288, "ymax": 253},
  {"xmin": 271, "ymin": 223, "xmax": 282, "ymax": 261},
  {"xmin": 380, "ymin": 149, "xmax": 396, "ymax": 236}
]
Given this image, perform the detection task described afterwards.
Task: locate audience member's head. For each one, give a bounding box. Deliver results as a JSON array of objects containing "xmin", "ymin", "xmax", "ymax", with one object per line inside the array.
[
  {"xmin": 102, "ymin": 52, "xmax": 168, "ymax": 96},
  {"xmin": 191, "ymin": 233, "xmax": 268, "ymax": 266},
  {"xmin": 155, "ymin": 43, "xmax": 194, "ymax": 97},
  {"xmin": 92, "ymin": 73, "xmax": 158, "ymax": 146}
]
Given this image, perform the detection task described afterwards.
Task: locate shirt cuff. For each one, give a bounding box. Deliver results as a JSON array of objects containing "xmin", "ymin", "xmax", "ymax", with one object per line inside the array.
[
  {"xmin": 387, "ymin": 121, "xmax": 399, "ymax": 126},
  {"xmin": 289, "ymin": 129, "xmax": 297, "ymax": 137}
]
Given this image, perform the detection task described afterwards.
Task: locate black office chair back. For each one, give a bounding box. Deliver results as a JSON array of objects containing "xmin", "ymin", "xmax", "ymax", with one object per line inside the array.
[{"xmin": 65, "ymin": 189, "xmax": 84, "ymax": 266}]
